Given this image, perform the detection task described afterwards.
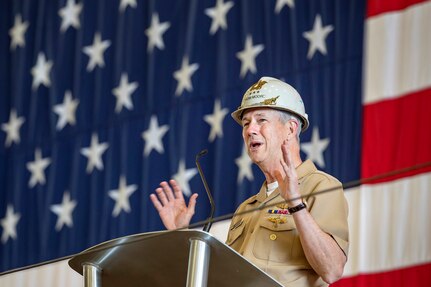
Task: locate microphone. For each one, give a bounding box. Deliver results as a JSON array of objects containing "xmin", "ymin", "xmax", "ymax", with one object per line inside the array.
[{"xmin": 195, "ymin": 149, "xmax": 215, "ymax": 233}]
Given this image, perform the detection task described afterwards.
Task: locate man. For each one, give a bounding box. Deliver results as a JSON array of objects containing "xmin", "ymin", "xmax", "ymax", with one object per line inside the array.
[{"xmin": 150, "ymin": 77, "xmax": 349, "ymax": 286}]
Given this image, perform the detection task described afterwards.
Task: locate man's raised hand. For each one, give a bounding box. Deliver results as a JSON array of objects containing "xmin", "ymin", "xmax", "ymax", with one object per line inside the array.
[{"xmin": 150, "ymin": 179, "xmax": 198, "ymax": 230}]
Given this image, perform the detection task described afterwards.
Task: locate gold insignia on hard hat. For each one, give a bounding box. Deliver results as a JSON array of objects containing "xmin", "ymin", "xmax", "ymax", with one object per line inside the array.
[
  {"xmin": 259, "ymin": 96, "xmax": 279, "ymax": 105},
  {"xmin": 249, "ymin": 80, "xmax": 267, "ymax": 91}
]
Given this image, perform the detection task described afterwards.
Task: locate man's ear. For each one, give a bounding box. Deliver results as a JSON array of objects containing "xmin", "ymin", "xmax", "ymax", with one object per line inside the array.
[{"xmin": 287, "ymin": 119, "xmax": 299, "ymax": 139}]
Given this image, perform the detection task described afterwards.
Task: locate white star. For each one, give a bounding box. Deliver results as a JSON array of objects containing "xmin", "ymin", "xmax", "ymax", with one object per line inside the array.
[
  {"xmin": 58, "ymin": 0, "xmax": 83, "ymax": 32},
  {"xmin": 236, "ymin": 35, "xmax": 264, "ymax": 78},
  {"xmin": 26, "ymin": 149, "xmax": 51, "ymax": 188},
  {"xmin": 275, "ymin": 0, "xmax": 294, "ymax": 13},
  {"xmin": 235, "ymin": 145, "xmax": 254, "ymax": 183},
  {"xmin": 9, "ymin": 14, "xmax": 29, "ymax": 50},
  {"xmin": 80, "ymin": 133, "xmax": 109, "ymax": 173},
  {"xmin": 82, "ymin": 32, "xmax": 111, "ymax": 71},
  {"xmin": 142, "ymin": 115, "xmax": 169, "ymax": 156},
  {"xmin": 1, "ymin": 109, "xmax": 25, "ymax": 147},
  {"xmin": 145, "ymin": 13, "xmax": 170, "ymax": 53},
  {"xmin": 303, "ymin": 14, "xmax": 334, "ymax": 59},
  {"xmin": 108, "ymin": 175, "xmax": 138, "ymax": 217},
  {"xmin": 173, "ymin": 56, "xmax": 199, "ymax": 96},
  {"xmin": 204, "ymin": 0, "xmax": 234, "ymax": 35},
  {"xmin": 53, "ymin": 91, "xmax": 79, "ymax": 130},
  {"xmin": 50, "ymin": 191, "xmax": 77, "ymax": 231},
  {"xmin": 300, "ymin": 126, "xmax": 330, "ymax": 168},
  {"xmin": 31, "ymin": 52, "xmax": 53, "ymax": 90},
  {"xmin": 1, "ymin": 204, "xmax": 21, "ymax": 244},
  {"xmin": 112, "ymin": 73, "xmax": 138, "ymax": 113},
  {"xmin": 173, "ymin": 160, "xmax": 198, "ymax": 197},
  {"xmin": 204, "ymin": 99, "xmax": 229, "ymax": 142},
  {"xmin": 119, "ymin": 0, "xmax": 137, "ymax": 12}
]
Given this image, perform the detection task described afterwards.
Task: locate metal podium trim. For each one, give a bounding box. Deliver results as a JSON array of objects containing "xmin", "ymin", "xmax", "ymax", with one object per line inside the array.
[{"xmin": 69, "ymin": 230, "xmax": 283, "ymax": 287}]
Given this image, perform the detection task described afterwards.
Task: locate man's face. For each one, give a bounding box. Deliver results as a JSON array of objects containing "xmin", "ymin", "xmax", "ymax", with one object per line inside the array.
[{"xmin": 241, "ymin": 108, "xmax": 289, "ymax": 167}]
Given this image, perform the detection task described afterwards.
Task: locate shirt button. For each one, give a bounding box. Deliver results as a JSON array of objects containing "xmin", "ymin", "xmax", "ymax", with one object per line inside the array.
[{"xmin": 269, "ymin": 234, "xmax": 277, "ymax": 241}]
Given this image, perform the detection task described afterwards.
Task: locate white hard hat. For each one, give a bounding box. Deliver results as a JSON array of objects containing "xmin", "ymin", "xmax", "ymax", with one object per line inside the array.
[{"xmin": 231, "ymin": 77, "xmax": 309, "ymax": 131}]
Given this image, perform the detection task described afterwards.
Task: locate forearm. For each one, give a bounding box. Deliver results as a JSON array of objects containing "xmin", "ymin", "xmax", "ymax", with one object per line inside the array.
[{"xmin": 293, "ymin": 208, "xmax": 346, "ymax": 284}]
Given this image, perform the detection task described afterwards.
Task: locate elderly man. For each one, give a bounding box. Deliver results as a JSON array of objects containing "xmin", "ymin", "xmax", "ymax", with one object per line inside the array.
[{"xmin": 150, "ymin": 77, "xmax": 349, "ymax": 287}]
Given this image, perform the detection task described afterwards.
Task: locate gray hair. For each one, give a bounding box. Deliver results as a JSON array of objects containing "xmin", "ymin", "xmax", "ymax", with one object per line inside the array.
[{"xmin": 277, "ymin": 110, "xmax": 302, "ymax": 141}]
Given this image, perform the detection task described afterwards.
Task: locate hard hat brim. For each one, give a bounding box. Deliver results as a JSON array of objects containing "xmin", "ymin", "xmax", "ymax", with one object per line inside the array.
[{"xmin": 231, "ymin": 105, "xmax": 309, "ymax": 132}]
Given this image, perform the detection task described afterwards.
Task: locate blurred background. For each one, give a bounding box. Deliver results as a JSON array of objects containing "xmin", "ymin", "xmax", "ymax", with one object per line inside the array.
[{"xmin": 0, "ymin": 0, "xmax": 430, "ymax": 286}]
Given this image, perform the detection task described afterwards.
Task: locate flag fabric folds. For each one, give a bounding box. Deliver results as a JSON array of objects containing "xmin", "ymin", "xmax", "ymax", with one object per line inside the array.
[{"xmin": 333, "ymin": 0, "xmax": 431, "ymax": 286}]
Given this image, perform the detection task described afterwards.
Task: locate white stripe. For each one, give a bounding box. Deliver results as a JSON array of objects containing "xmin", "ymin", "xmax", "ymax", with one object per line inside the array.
[
  {"xmin": 363, "ymin": 1, "xmax": 431, "ymax": 104},
  {"xmin": 0, "ymin": 260, "xmax": 82, "ymax": 287},
  {"xmin": 344, "ymin": 172, "xmax": 431, "ymax": 276},
  {"xmin": 209, "ymin": 219, "xmax": 230, "ymax": 242}
]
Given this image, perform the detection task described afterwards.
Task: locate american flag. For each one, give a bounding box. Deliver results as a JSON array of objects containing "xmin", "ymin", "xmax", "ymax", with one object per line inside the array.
[{"xmin": 1, "ymin": 0, "xmax": 430, "ymax": 286}]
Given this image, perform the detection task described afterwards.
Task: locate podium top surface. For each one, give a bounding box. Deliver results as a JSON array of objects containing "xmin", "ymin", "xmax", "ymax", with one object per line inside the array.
[{"xmin": 69, "ymin": 229, "xmax": 283, "ymax": 287}]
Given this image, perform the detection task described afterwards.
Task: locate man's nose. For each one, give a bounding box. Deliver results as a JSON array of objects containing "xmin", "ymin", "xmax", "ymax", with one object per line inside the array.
[{"xmin": 246, "ymin": 122, "xmax": 258, "ymax": 135}]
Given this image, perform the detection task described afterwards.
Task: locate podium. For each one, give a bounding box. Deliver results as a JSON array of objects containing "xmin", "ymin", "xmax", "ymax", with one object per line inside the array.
[{"xmin": 69, "ymin": 230, "xmax": 283, "ymax": 287}]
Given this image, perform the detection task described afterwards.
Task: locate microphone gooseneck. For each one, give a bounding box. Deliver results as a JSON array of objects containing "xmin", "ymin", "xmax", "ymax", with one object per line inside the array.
[{"xmin": 195, "ymin": 149, "xmax": 215, "ymax": 233}]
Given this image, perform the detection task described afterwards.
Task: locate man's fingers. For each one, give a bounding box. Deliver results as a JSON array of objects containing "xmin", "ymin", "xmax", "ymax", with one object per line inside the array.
[
  {"xmin": 187, "ymin": 193, "xmax": 198, "ymax": 216},
  {"xmin": 274, "ymin": 169, "xmax": 286, "ymax": 190},
  {"xmin": 155, "ymin": 186, "xmax": 169, "ymax": 205},
  {"xmin": 150, "ymin": 194, "xmax": 164, "ymax": 212},
  {"xmin": 280, "ymin": 159, "xmax": 288, "ymax": 173},
  {"xmin": 281, "ymin": 139, "xmax": 293, "ymax": 167},
  {"xmin": 160, "ymin": 181, "xmax": 175, "ymax": 201},
  {"xmin": 170, "ymin": 179, "xmax": 186, "ymax": 200},
  {"xmin": 281, "ymin": 141, "xmax": 288, "ymax": 164}
]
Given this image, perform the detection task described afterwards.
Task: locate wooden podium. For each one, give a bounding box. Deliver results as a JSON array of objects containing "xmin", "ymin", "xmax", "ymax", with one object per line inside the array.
[{"xmin": 69, "ymin": 230, "xmax": 283, "ymax": 287}]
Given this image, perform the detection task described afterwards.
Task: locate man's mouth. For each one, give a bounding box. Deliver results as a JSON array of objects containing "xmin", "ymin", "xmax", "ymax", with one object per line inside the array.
[{"xmin": 249, "ymin": 141, "xmax": 263, "ymax": 151}]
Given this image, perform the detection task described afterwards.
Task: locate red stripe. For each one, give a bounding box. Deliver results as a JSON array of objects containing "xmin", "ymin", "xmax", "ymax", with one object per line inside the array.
[
  {"xmin": 331, "ymin": 262, "xmax": 431, "ymax": 287},
  {"xmin": 367, "ymin": 0, "xmax": 428, "ymax": 17},
  {"xmin": 361, "ymin": 88, "xmax": 431, "ymax": 183}
]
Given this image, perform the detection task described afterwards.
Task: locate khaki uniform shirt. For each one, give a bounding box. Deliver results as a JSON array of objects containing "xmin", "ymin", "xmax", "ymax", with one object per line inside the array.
[{"xmin": 226, "ymin": 160, "xmax": 349, "ymax": 287}]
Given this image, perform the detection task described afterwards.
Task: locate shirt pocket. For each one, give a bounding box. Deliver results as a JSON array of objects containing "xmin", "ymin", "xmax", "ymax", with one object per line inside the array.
[
  {"xmin": 226, "ymin": 218, "xmax": 246, "ymax": 246},
  {"xmin": 253, "ymin": 216, "xmax": 298, "ymax": 263}
]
